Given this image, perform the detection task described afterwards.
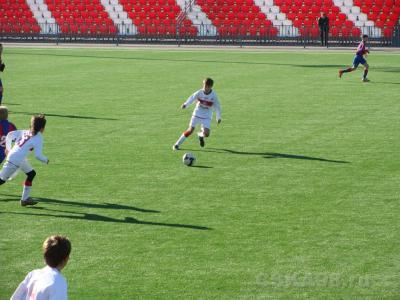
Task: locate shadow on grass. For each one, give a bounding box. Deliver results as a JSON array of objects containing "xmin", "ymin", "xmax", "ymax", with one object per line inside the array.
[
  {"xmin": 0, "ymin": 194, "xmax": 160, "ymax": 213},
  {"xmin": 2, "ymin": 102, "xmax": 22, "ymax": 106},
  {"xmin": 190, "ymin": 165, "xmax": 213, "ymax": 169},
  {"xmin": 5, "ymin": 52, "xmax": 358, "ymax": 70},
  {"xmin": 10, "ymin": 111, "xmax": 118, "ymax": 121},
  {"xmin": 3, "ymin": 209, "xmax": 211, "ymax": 230},
  {"xmin": 370, "ymin": 81, "xmax": 400, "ymax": 85},
  {"xmin": 9, "ymin": 52, "xmax": 400, "ymax": 73},
  {"xmin": 185, "ymin": 148, "xmax": 349, "ymax": 164}
]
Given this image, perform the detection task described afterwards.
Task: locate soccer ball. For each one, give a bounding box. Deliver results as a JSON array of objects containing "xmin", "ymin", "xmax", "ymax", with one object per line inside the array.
[{"xmin": 182, "ymin": 152, "xmax": 196, "ymax": 166}]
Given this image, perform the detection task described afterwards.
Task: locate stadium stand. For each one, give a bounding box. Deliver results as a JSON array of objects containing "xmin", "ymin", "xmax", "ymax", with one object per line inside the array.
[
  {"xmin": 0, "ymin": 0, "xmax": 40, "ymax": 34},
  {"xmin": 117, "ymin": 0, "xmax": 198, "ymax": 36},
  {"xmin": 0, "ymin": 0, "xmax": 398, "ymax": 39},
  {"xmin": 45, "ymin": 0, "xmax": 118, "ymax": 35},
  {"xmin": 195, "ymin": 0, "xmax": 279, "ymax": 37}
]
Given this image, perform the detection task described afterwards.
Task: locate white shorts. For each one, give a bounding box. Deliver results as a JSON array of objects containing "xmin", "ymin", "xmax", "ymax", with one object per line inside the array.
[
  {"xmin": 0, "ymin": 160, "xmax": 33, "ymax": 181},
  {"xmin": 189, "ymin": 115, "xmax": 211, "ymax": 130}
]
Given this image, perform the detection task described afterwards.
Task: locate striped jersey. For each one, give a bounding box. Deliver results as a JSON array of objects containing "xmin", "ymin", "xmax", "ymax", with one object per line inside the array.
[
  {"xmin": 6, "ymin": 130, "xmax": 48, "ymax": 166},
  {"xmin": 184, "ymin": 89, "xmax": 221, "ymax": 120}
]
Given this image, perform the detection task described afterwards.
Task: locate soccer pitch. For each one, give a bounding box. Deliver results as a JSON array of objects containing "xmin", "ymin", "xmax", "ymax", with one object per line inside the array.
[{"xmin": 0, "ymin": 46, "xmax": 399, "ymax": 299}]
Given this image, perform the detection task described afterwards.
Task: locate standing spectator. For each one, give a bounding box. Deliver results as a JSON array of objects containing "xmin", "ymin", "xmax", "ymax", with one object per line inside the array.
[
  {"xmin": 11, "ymin": 235, "xmax": 71, "ymax": 300},
  {"xmin": 318, "ymin": 12, "xmax": 329, "ymax": 47},
  {"xmin": 0, "ymin": 43, "xmax": 5, "ymax": 105},
  {"xmin": 0, "ymin": 106, "xmax": 17, "ymax": 163}
]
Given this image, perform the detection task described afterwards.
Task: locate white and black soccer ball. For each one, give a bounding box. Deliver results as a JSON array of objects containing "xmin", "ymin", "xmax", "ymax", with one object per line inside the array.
[{"xmin": 182, "ymin": 152, "xmax": 196, "ymax": 166}]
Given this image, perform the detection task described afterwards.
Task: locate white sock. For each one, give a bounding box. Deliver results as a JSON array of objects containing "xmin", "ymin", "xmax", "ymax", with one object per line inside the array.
[
  {"xmin": 21, "ymin": 185, "xmax": 32, "ymax": 201},
  {"xmin": 197, "ymin": 131, "xmax": 204, "ymax": 138},
  {"xmin": 176, "ymin": 134, "xmax": 187, "ymax": 146}
]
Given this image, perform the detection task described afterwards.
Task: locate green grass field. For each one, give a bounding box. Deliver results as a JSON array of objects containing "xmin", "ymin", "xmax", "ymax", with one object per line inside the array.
[{"xmin": 0, "ymin": 46, "xmax": 399, "ymax": 299}]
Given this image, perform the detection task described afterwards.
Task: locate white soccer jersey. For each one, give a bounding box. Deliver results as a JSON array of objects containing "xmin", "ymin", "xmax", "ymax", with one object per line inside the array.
[
  {"xmin": 5, "ymin": 130, "xmax": 48, "ymax": 166},
  {"xmin": 184, "ymin": 89, "xmax": 221, "ymax": 121},
  {"xmin": 11, "ymin": 266, "xmax": 68, "ymax": 300}
]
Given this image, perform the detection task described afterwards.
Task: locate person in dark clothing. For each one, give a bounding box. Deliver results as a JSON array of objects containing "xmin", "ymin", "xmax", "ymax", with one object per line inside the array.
[
  {"xmin": 318, "ymin": 12, "xmax": 329, "ymax": 47},
  {"xmin": 0, "ymin": 44, "xmax": 5, "ymax": 105}
]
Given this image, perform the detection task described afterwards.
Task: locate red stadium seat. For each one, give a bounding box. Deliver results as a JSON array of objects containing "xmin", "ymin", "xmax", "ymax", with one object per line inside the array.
[{"xmin": 351, "ymin": 27, "xmax": 361, "ymax": 37}]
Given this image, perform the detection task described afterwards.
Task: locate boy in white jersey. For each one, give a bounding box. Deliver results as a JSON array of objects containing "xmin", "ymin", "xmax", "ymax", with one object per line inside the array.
[
  {"xmin": 11, "ymin": 235, "xmax": 71, "ymax": 300},
  {"xmin": 0, "ymin": 115, "xmax": 49, "ymax": 206},
  {"xmin": 173, "ymin": 78, "xmax": 221, "ymax": 150}
]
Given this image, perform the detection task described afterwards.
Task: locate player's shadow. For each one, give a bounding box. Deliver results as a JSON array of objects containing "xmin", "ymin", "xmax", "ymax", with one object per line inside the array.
[
  {"xmin": 191, "ymin": 148, "xmax": 350, "ymax": 164},
  {"xmin": 371, "ymin": 81, "xmax": 400, "ymax": 85},
  {"xmin": 3, "ymin": 209, "xmax": 211, "ymax": 230},
  {"xmin": 10, "ymin": 111, "xmax": 118, "ymax": 121},
  {"xmin": 2, "ymin": 102, "xmax": 22, "ymax": 106},
  {"xmin": 0, "ymin": 194, "xmax": 159, "ymax": 213},
  {"xmin": 9, "ymin": 52, "xmax": 400, "ymax": 73},
  {"xmin": 5, "ymin": 52, "xmax": 345, "ymax": 68}
]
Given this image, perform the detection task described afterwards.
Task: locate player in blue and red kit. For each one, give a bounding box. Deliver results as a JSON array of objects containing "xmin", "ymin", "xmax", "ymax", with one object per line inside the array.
[
  {"xmin": 339, "ymin": 35, "xmax": 370, "ymax": 82},
  {"xmin": 0, "ymin": 106, "xmax": 16, "ymax": 163}
]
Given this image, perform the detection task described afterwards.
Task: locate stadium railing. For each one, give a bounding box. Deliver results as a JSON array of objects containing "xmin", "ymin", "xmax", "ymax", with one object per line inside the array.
[{"xmin": 0, "ymin": 22, "xmax": 399, "ymax": 47}]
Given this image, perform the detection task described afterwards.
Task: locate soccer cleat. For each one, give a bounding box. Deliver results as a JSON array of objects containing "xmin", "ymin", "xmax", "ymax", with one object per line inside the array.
[
  {"xmin": 198, "ymin": 135, "xmax": 205, "ymax": 147},
  {"xmin": 362, "ymin": 78, "xmax": 370, "ymax": 82},
  {"xmin": 172, "ymin": 144, "xmax": 179, "ymax": 151},
  {"xmin": 20, "ymin": 198, "xmax": 38, "ymax": 207},
  {"xmin": 339, "ymin": 70, "xmax": 343, "ymax": 78}
]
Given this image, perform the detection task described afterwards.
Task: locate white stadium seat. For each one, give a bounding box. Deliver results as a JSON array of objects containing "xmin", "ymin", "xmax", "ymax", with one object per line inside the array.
[
  {"xmin": 43, "ymin": 11, "xmax": 51, "ymax": 18},
  {"xmin": 283, "ymin": 20, "xmax": 292, "ymax": 25},
  {"xmin": 358, "ymin": 13, "xmax": 367, "ymax": 21},
  {"xmin": 39, "ymin": 3, "xmax": 47, "ymax": 10},
  {"xmin": 33, "ymin": 11, "xmax": 43, "ymax": 19},
  {"xmin": 348, "ymin": 14, "xmax": 357, "ymax": 21},
  {"xmin": 197, "ymin": 12, "xmax": 206, "ymax": 19},
  {"xmin": 351, "ymin": 7, "xmax": 360, "ymax": 14},
  {"xmin": 267, "ymin": 13, "xmax": 276, "ymax": 20},
  {"xmin": 30, "ymin": 4, "xmax": 39, "ymax": 11},
  {"xmin": 333, "ymin": 0, "xmax": 343, "ymax": 6},
  {"xmin": 118, "ymin": 11, "xmax": 127, "ymax": 19},
  {"xmin": 341, "ymin": 7, "xmax": 351, "ymax": 14},
  {"xmin": 355, "ymin": 20, "xmax": 364, "ymax": 26},
  {"xmin": 104, "ymin": 5, "xmax": 113, "ymax": 12},
  {"xmin": 344, "ymin": 0, "xmax": 353, "ymax": 7},
  {"xmin": 277, "ymin": 13, "xmax": 286, "ymax": 21},
  {"xmin": 192, "ymin": 19, "xmax": 202, "ymax": 25},
  {"xmin": 365, "ymin": 20, "xmax": 374, "ymax": 26},
  {"xmin": 270, "ymin": 6, "xmax": 280, "ymax": 13}
]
